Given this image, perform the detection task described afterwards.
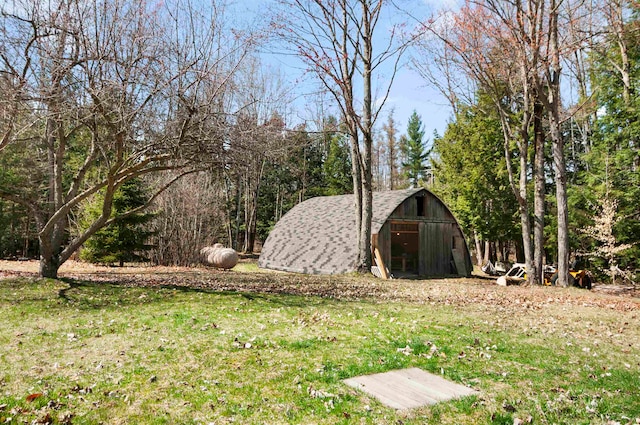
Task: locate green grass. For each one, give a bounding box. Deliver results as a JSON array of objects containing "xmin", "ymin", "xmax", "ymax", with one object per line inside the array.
[
  {"xmin": 231, "ymin": 260, "xmax": 260, "ymax": 273},
  {"xmin": 0, "ymin": 275, "xmax": 638, "ymax": 424}
]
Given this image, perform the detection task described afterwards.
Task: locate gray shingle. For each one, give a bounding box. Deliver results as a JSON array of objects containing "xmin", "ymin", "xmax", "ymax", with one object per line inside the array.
[{"xmin": 258, "ymin": 189, "xmax": 423, "ymax": 274}]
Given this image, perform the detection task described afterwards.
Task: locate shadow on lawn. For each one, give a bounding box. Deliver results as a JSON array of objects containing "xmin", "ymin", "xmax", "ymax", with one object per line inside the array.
[{"xmin": 55, "ymin": 274, "xmax": 345, "ymax": 310}]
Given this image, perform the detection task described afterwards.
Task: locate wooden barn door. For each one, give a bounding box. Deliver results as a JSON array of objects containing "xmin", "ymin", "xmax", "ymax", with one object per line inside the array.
[{"xmin": 419, "ymin": 222, "xmax": 453, "ymax": 276}]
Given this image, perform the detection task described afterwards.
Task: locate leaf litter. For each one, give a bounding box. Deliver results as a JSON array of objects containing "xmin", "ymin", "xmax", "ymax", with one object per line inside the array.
[{"xmin": 3, "ymin": 260, "xmax": 636, "ymax": 311}]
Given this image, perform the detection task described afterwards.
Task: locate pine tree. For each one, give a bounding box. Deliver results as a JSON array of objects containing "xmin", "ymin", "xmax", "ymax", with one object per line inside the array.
[
  {"xmin": 401, "ymin": 111, "xmax": 430, "ymax": 187},
  {"xmin": 80, "ymin": 178, "xmax": 155, "ymax": 266},
  {"xmin": 323, "ymin": 133, "xmax": 353, "ymax": 195},
  {"xmin": 432, "ymin": 96, "xmax": 520, "ymax": 262}
]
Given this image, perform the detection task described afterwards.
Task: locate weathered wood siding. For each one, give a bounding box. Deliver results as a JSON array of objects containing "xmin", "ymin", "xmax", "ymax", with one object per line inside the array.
[
  {"xmin": 377, "ymin": 190, "xmax": 472, "ymax": 277},
  {"xmin": 378, "ymin": 224, "xmax": 391, "ymax": 271}
]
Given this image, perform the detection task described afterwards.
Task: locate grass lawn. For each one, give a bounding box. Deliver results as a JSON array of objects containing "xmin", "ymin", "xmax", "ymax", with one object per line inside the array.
[{"xmin": 0, "ymin": 261, "xmax": 639, "ymax": 424}]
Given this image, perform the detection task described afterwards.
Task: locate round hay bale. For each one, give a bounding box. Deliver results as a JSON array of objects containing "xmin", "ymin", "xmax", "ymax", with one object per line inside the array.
[
  {"xmin": 200, "ymin": 246, "xmax": 214, "ymax": 259},
  {"xmin": 206, "ymin": 249, "xmax": 218, "ymax": 267},
  {"xmin": 201, "ymin": 244, "xmax": 225, "ymax": 264},
  {"xmin": 212, "ymin": 248, "xmax": 238, "ymax": 269}
]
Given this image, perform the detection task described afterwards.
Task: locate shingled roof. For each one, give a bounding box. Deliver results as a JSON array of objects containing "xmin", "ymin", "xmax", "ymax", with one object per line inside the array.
[{"xmin": 258, "ymin": 188, "xmax": 424, "ymax": 275}]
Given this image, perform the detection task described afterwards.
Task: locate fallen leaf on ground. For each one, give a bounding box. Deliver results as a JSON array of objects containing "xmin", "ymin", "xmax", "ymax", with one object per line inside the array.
[{"xmin": 26, "ymin": 393, "xmax": 43, "ymax": 402}]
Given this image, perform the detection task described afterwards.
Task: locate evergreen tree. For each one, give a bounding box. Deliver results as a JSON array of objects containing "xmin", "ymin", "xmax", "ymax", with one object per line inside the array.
[
  {"xmin": 580, "ymin": 16, "xmax": 640, "ymax": 276},
  {"xmin": 256, "ymin": 124, "xmax": 332, "ymax": 243},
  {"xmin": 80, "ymin": 179, "xmax": 155, "ymax": 266},
  {"xmin": 432, "ymin": 96, "xmax": 519, "ymax": 256},
  {"xmin": 323, "ymin": 133, "xmax": 353, "ymax": 195},
  {"xmin": 402, "ymin": 111, "xmax": 430, "ymax": 187}
]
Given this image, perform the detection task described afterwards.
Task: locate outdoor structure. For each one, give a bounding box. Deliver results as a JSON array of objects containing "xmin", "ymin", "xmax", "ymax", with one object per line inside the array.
[{"xmin": 258, "ymin": 188, "xmax": 472, "ymax": 278}]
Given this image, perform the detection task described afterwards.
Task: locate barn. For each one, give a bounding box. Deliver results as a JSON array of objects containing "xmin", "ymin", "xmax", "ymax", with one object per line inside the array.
[{"xmin": 258, "ymin": 188, "xmax": 473, "ymax": 278}]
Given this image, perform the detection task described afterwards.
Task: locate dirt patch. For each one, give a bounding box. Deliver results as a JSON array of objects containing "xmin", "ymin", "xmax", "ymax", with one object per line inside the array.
[{"xmin": 1, "ymin": 260, "xmax": 638, "ymax": 313}]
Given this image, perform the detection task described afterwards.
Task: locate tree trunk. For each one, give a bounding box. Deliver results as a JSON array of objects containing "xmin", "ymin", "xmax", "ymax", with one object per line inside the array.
[
  {"xmin": 515, "ymin": 239, "xmax": 524, "ymax": 263},
  {"xmin": 551, "ymin": 121, "xmax": 569, "ymax": 286},
  {"xmin": 360, "ymin": 99, "xmax": 373, "ymax": 271},
  {"xmin": 548, "ymin": 0, "xmax": 570, "ymax": 287},
  {"xmin": 609, "ymin": 0, "xmax": 632, "ymax": 106},
  {"xmin": 23, "ymin": 212, "xmax": 30, "ymax": 258},
  {"xmin": 39, "ymin": 257, "xmax": 60, "ymax": 279},
  {"xmin": 358, "ymin": 0, "xmax": 374, "ymax": 273},
  {"xmin": 223, "ymin": 174, "xmax": 234, "ymax": 248},
  {"xmin": 234, "ymin": 175, "xmax": 242, "ymax": 251},
  {"xmin": 518, "ymin": 173, "xmax": 534, "ymax": 284},
  {"xmin": 474, "ymin": 229, "xmax": 483, "ymax": 266},
  {"xmin": 553, "ymin": 135, "xmax": 569, "ymax": 286},
  {"xmin": 244, "ymin": 158, "xmax": 265, "ymax": 254},
  {"xmin": 349, "ymin": 131, "xmax": 363, "ymax": 266},
  {"xmin": 533, "ymin": 99, "xmax": 545, "ymax": 285},
  {"xmin": 39, "ymin": 241, "xmax": 60, "ymax": 279},
  {"xmin": 359, "ymin": 160, "xmax": 373, "ymax": 272},
  {"xmin": 483, "ymin": 240, "xmax": 490, "ymax": 264},
  {"xmin": 497, "ymin": 100, "xmax": 534, "ymax": 285}
]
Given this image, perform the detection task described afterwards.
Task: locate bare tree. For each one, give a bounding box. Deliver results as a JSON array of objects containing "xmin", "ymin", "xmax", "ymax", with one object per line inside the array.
[
  {"xmin": 582, "ymin": 161, "xmax": 634, "ymax": 284},
  {"xmin": 599, "ymin": 0, "xmax": 634, "ymax": 105},
  {"xmin": 149, "ymin": 172, "xmax": 228, "ymax": 266},
  {"xmin": 415, "ymin": 2, "xmax": 538, "ymax": 283},
  {"xmin": 272, "ymin": 0, "xmax": 409, "ymax": 271},
  {"xmin": 410, "ymin": 12, "xmax": 475, "ymax": 114},
  {"xmin": 413, "ymin": 0, "xmax": 590, "ymax": 285},
  {"xmin": 221, "ymin": 58, "xmax": 297, "ymax": 253},
  {"xmin": 0, "ymin": 0, "xmax": 252, "ymax": 277},
  {"xmin": 382, "ymin": 108, "xmax": 399, "ymax": 189}
]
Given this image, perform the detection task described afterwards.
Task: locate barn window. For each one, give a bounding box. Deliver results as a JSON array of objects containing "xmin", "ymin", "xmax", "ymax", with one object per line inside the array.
[
  {"xmin": 391, "ymin": 222, "xmax": 418, "ymax": 234},
  {"xmin": 416, "ymin": 196, "xmax": 425, "ymax": 216}
]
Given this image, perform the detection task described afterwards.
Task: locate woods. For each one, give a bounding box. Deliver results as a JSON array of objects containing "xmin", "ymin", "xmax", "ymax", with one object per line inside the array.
[
  {"xmin": 416, "ymin": 0, "xmax": 639, "ymax": 284},
  {"xmin": 0, "ymin": 0, "xmax": 638, "ymax": 284}
]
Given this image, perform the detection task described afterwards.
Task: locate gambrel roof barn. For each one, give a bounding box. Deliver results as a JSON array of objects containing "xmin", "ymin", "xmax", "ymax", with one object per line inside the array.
[{"xmin": 258, "ymin": 188, "xmax": 472, "ymax": 277}]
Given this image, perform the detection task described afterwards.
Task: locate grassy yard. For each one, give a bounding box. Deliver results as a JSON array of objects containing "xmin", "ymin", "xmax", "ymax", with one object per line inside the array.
[{"xmin": 0, "ymin": 261, "xmax": 638, "ymax": 424}]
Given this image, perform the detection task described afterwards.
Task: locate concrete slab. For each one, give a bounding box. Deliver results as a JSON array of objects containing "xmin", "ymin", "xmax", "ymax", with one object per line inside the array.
[{"xmin": 343, "ymin": 367, "xmax": 478, "ymax": 410}]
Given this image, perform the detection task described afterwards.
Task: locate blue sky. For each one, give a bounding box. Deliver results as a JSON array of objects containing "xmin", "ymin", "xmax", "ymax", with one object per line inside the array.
[
  {"xmin": 379, "ymin": 66, "xmax": 452, "ymax": 141},
  {"xmin": 232, "ymin": 0, "xmax": 456, "ymax": 142}
]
